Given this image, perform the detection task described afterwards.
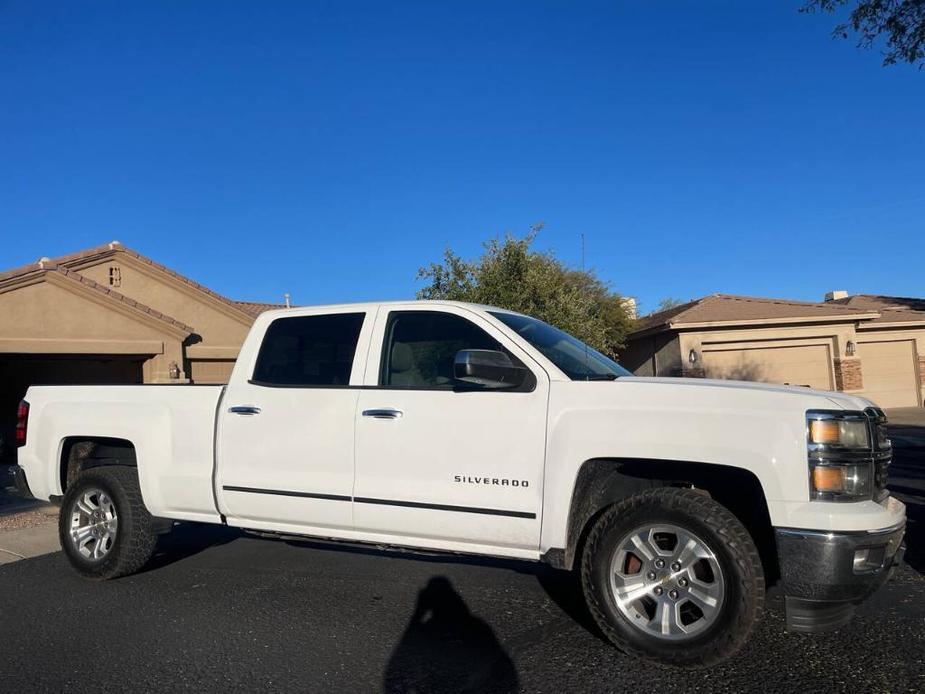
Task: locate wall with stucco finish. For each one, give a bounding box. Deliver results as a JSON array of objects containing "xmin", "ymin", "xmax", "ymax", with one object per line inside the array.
[
  {"xmin": 627, "ymin": 318, "xmax": 924, "ymax": 407},
  {"xmin": 0, "ymin": 277, "xmax": 186, "ymax": 383}
]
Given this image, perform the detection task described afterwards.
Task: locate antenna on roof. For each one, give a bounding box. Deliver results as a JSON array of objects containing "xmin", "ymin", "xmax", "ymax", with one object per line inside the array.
[
  {"xmin": 580, "ymin": 233, "xmax": 590, "ymax": 377},
  {"xmin": 284, "ymin": 293, "xmax": 291, "ymax": 308}
]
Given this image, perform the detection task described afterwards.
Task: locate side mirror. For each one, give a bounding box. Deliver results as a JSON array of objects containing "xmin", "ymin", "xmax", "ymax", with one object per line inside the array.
[{"xmin": 453, "ymin": 349, "xmax": 527, "ymax": 389}]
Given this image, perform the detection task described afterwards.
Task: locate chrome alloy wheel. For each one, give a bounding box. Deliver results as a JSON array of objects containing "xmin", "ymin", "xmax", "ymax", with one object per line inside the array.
[
  {"xmin": 69, "ymin": 488, "xmax": 118, "ymax": 561},
  {"xmin": 609, "ymin": 523, "xmax": 725, "ymax": 640}
]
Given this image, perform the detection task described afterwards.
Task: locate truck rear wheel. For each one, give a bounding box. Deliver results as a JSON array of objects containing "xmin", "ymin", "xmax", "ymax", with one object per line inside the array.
[
  {"xmin": 580, "ymin": 487, "xmax": 764, "ymax": 667},
  {"xmin": 59, "ymin": 466, "xmax": 157, "ymax": 579}
]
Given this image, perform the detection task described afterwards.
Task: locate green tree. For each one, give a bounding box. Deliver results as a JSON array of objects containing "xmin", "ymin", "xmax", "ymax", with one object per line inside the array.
[
  {"xmin": 802, "ymin": 0, "xmax": 925, "ymax": 67},
  {"xmin": 416, "ymin": 226, "xmax": 633, "ymax": 357}
]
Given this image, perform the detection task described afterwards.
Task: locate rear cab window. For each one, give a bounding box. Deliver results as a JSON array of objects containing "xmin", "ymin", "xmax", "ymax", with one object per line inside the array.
[{"xmin": 251, "ymin": 313, "xmax": 366, "ymax": 387}]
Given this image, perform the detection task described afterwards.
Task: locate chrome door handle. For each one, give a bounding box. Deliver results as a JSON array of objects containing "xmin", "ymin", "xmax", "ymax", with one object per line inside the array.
[
  {"xmin": 362, "ymin": 408, "xmax": 403, "ymax": 419},
  {"xmin": 228, "ymin": 405, "xmax": 261, "ymax": 415}
]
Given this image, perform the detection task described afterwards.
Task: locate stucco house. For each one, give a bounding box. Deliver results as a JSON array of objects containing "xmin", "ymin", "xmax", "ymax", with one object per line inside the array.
[
  {"xmin": 621, "ymin": 293, "xmax": 925, "ymax": 409},
  {"xmin": 0, "ymin": 242, "xmax": 282, "ymax": 458}
]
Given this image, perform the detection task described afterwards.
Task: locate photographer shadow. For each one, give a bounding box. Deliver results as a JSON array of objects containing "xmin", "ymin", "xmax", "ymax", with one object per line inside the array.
[{"xmin": 383, "ymin": 576, "xmax": 519, "ymax": 694}]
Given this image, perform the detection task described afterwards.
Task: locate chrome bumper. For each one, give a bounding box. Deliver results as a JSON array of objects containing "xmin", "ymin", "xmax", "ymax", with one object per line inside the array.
[{"xmin": 775, "ymin": 522, "xmax": 906, "ymax": 632}]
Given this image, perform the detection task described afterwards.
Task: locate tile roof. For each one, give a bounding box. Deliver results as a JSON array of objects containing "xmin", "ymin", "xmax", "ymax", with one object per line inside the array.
[
  {"xmin": 48, "ymin": 266, "xmax": 194, "ymax": 333},
  {"xmin": 633, "ymin": 298, "xmax": 703, "ymax": 332},
  {"xmin": 0, "ymin": 242, "xmax": 264, "ymax": 319},
  {"xmin": 830, "ymin": 294, "xmax": 925, "ymax": 324},
  {"xmin": 234, "ymin": 300, "xmax": 289, "ymax": 315},
  {"xmin": 632, "ymin": 293, "xmax": 877, "ymax": 335}
]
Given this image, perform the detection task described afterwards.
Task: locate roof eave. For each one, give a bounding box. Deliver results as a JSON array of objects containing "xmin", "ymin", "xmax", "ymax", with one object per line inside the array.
[
  {"xmin": 629, "ymin": 311, "xmax": 883, "ymax": 338},
  {"xmin": 64, "ymin": 249, "xmax": 257, "ymax": 325},
  {"xmin": 857, "ymin": 319, "xmax": 925, "ymax": 329},
  {"xmin": 627, "ymin": 323, "xmax": 673, "ymax": 339},
  {"xmin": 670, "ymin": 313, "xmax": 881, "ymax": 330},
  {"xmin": 44, "ymin": 270, "xmax": 193, "ymax": 338}
]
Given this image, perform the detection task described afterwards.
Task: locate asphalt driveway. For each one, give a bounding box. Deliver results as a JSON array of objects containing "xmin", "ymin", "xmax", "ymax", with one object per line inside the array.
[{"xmin": 0, "ymin": 411, "xmax": 922, "ymax": 692}]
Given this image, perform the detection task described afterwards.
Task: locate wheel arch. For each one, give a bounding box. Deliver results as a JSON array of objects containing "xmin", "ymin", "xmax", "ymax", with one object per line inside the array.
[
  {"xmin": 59, "ymin": 436, "xmax": 138, "ymax": 493},
  {"xmin": 555, "ymin": 458, "xmax": 777, "ymax": 581}
]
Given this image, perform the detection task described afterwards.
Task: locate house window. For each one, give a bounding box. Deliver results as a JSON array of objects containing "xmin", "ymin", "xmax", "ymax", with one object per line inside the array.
[{"xmin": 109, "ymin": 266, "xmax": 121, "ymax": 287}]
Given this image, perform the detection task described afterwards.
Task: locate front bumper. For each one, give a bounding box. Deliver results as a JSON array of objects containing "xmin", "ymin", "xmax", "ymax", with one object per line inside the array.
[
  {"xmin": 775, "ymin": 522, "xmax": 905, "ymax": 632},
  {"xmin": 6, "ymin": 464, "xmax": 35, "ymax": 500}
]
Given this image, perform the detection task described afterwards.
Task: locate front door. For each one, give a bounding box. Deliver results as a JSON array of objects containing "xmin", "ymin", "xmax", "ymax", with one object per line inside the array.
[
  {"xmin": 217, "ymin": 309, "xmax": 373, "ymax": 532},
  {"xmin": 353, "ymin": 306, "xmax": 548, "ymax": 554}
]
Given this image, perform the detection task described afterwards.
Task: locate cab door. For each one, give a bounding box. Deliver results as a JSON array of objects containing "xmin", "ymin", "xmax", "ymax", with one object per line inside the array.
[
  {"xmin": 353, "ymin": 305, "xmax": 548, "ymax": 553},
  {"xmin": 217, "ymin": 308, "xmax": 374, "ymax": 533}
]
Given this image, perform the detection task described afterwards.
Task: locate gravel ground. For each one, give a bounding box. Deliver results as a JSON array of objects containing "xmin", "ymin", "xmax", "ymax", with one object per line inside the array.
[{"xmin": 0, "ymin": 506, "xmax": 57, "ymax": 531}]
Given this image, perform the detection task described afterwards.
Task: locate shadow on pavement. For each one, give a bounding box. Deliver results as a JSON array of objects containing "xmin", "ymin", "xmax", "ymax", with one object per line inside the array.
[
  {"xmin": 383, "ymin": 576, "xmax": 518, "ymax": 694},
  {"xmin": 534, "ymin": 564, "xmax": 606, "ymax": 641},
  {"xmin": 141, "ymin": 522, "xmax": 243, "ymax": 573}
]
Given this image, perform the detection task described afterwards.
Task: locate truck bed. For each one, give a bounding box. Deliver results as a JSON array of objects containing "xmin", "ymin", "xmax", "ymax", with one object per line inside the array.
[{"xmin": 16, "ymin": 385, "xmax": 226, "ymax": 523}]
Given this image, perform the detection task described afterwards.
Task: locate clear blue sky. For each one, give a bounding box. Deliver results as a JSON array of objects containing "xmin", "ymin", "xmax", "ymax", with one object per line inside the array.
[{"xmin": 1, "ymin": 1, "xmax": 922, "ymax": 313}]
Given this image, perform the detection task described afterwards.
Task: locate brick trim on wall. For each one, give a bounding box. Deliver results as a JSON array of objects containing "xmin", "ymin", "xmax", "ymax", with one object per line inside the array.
[
  {"xmin": 919, "ymin": 356, "xmax": 925, "ymax": 386},
  {"xmin": 834, "ymin": 358, "xmax": 863, "ymax": 391}
]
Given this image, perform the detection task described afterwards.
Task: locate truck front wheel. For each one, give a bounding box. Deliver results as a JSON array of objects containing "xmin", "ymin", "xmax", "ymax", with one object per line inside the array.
[
  {"xmin": 580, "ymin": 487, "xmax": 764, "ymax": 667},
  {"xmin": 59, "ymin": 467, "xmax": 157, "ymax": 579}
]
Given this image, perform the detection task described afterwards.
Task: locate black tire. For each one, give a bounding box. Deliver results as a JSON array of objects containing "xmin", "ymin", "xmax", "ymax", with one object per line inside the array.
[
  {"xmin": 580, "ymin": 487, "xmax": 764, "ymax": 667},
  {"xmin": 59, "ymin": 466, "xmax": 157, "ymax": 579}
]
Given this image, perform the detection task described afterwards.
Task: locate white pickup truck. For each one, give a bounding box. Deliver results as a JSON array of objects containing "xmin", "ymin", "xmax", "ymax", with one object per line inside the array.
[{"xmin": 11, "ymin": 301, "xmax": 905, "ymax": 666}]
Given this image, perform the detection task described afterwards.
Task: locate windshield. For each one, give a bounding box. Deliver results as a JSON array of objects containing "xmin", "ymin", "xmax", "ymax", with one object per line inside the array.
[{"xmin": 489, "ymin": 311, "xmax": 633, "ymax": 380}]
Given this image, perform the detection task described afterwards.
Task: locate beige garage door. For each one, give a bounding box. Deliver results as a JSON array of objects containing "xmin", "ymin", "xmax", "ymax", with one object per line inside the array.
[
  {"xmin": 857, "ymin": 340, "xmax": 919, "ymax": 408},
  {"xmin": 703, "ymin": 344, "xmax": 832, "ymax": 390}
]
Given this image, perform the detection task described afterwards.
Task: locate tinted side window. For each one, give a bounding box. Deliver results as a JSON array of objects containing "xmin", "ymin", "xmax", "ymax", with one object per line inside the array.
[
  {"xmin": 252, "ymin": 313, "xmax": 365, "ymax": 386},
  {"xmin": 380, "ymin": 311, "xmax": 516, "ymax": 389}
]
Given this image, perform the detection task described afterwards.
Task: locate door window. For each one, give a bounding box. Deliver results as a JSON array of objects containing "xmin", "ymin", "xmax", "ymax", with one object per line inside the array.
[
  {"xmin": 252, "ymin": 313, "xmax": 365, "ymax": 386},
  {"xmin": 380, "ymin": 311, "xmax": 524, "ymax": 389}
]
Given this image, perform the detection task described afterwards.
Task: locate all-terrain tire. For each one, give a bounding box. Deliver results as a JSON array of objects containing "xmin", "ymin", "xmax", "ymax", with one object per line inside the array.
[
  {"xmin": 59, "ymin": 466, "xmax": 157, "ymax": 579},
  {"xmin": 580, "ymin": 487, "xmax": 764, "ymax": 667}
]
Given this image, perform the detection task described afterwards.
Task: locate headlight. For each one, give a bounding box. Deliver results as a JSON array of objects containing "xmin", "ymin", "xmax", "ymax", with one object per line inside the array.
[{"xmin": 806, "ymin": 410, "xmax": 873, "ymax": 502}]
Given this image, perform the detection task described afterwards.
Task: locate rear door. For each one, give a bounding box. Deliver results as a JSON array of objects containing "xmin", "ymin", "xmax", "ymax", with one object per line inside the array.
[
  {"xmin": 353, "ymin": 305, "xmax": 548, "ymax": 554},
  {"xmin": 216, "ymin": 308, "xmax": 374, "ymax": 532}
]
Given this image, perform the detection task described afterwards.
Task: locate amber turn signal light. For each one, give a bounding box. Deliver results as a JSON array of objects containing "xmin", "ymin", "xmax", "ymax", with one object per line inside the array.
[
  {"xmin": 809, "ymin": 419, "xmax": 841, "ymax": 445},
  {"xmin": 812, "ymin": 466, "xmax": 846, "ymax": 493}
]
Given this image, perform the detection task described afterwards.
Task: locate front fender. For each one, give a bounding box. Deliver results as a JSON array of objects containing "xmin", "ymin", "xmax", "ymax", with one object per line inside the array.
[{"xmin": 540, "ymin": 381, "xmax": 811, "ymax": 554}]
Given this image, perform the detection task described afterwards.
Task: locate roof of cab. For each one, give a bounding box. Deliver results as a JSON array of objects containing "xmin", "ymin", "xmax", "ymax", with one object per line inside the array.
[{"xmin": 257, "ymin": 300, "xmax": 521, "ymax": 318}]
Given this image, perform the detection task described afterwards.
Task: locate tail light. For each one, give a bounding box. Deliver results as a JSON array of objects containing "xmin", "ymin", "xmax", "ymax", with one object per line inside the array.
[{"xmin": 15, "ymin": 400, "xmax": 29, "ymax": 447}]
